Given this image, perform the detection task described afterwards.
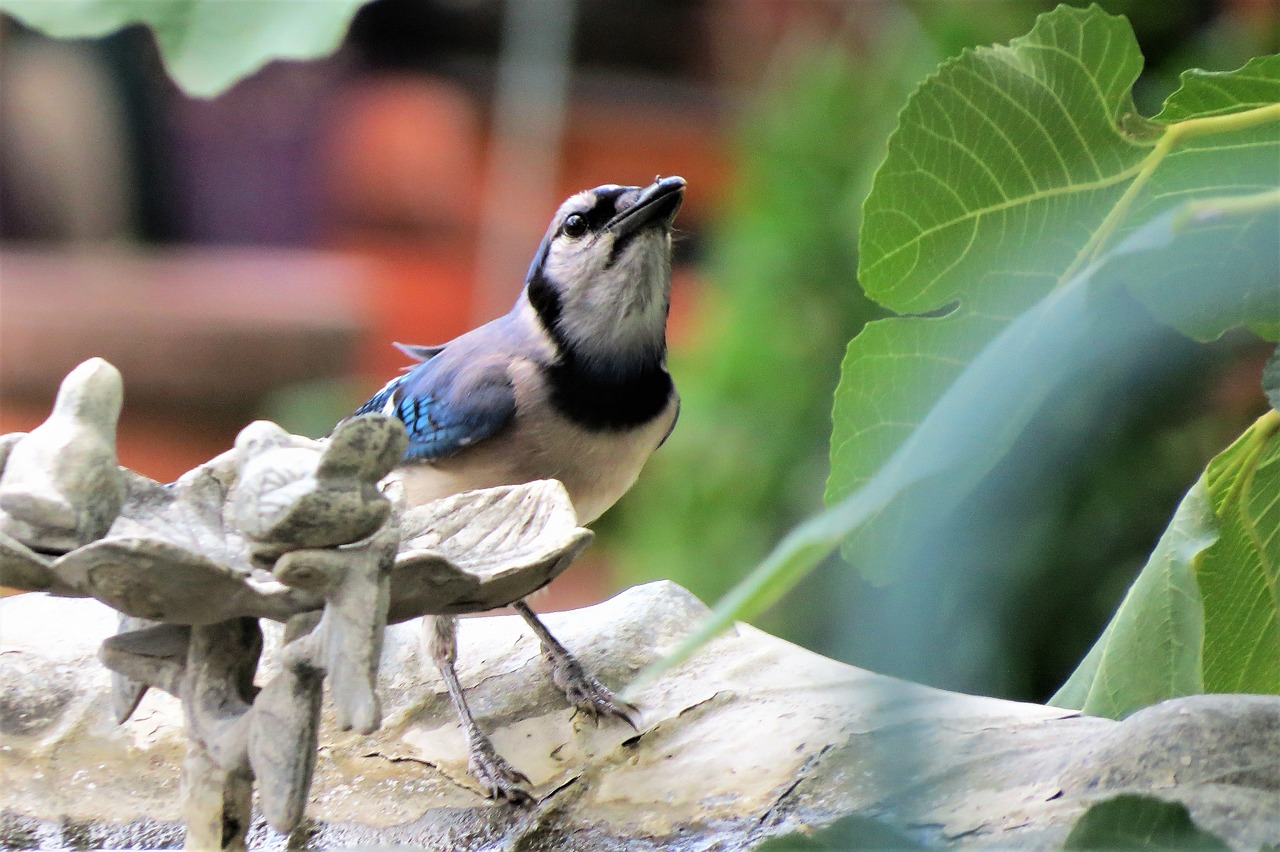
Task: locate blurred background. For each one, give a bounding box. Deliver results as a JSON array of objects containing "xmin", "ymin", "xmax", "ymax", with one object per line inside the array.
[{"xmin": 1, "ymin": 0, "xmax": 1276, "ymax": 703}]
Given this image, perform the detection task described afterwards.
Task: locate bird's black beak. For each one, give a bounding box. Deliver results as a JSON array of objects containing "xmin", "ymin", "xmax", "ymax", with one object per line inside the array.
[{"xmin": 607, "ymin": 176, "xmax": 685, "ymax": 238}]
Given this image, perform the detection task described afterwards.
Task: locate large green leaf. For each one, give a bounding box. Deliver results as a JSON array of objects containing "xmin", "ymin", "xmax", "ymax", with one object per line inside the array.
[
  {"xmin": 1053, "ymin": 409, "xmax": 1280, "ymax": 715},
  {"xmin": 0, "ymin": 0, "xmax": 368, "ymax": 97},
  {"xmin": 632, "ymin": 187, "xmax": 1279, "ymax": 697},
  {"xmin": 1155, "ymin": 54, "xmax": 1280, "ymax": 122},
  {"xmin": 1122, "ymin": 194, "xmax": 1280, "ymax": 341},
  {"xmin": 857, "ymin": 5, "xmax": 1151, "ymax": 318},
  {"xmin": 634, "ymin": 6, "xmax": 1279, "ymax": 695},
  {"xmin": 1199, "ymin": 410, "xmax": 1280, "ymax": 694},
  {"xmin": 829, "ymin": 3, "xmax": 1280, "ymax": 551},
  {"xmin": 624, "ymin": 8, "xmax": 1274, "ymax": 695},
  {"xmin": 1049, "ymin": 476, "xmax": 1212, "ymax": 717},
  {"xmin": 1124, "ymin": 54, "xmax": 1280, "ymax": 340}
]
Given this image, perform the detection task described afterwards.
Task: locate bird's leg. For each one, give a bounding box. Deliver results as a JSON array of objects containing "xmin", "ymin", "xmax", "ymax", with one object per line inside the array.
[
  {"xmin": 426, "ymin": 615, "xmax": 532, "ymax": 804},
  {"xmin": 511, "ymin": 599, "xmax": 640, "ymax": 729}
]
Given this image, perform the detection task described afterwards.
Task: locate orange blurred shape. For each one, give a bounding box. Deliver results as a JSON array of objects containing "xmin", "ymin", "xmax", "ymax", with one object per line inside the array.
[
  {"xmin": 558, "ymin": 98, "xmax": 728, "ymax": 222},
  {"xmin": 320, "ymin": 75, "xmax": 482, "ymax": 240},
  {"xmin": 0, "ymin": 402, "xmax": 239, "ymax": 485},
  {"xmin": 318, "ymin": 75, "xmax": 487, "ymax": 381},
  {"xmin": 343, "ymin": 247, "xmax": 477, "ymax": 381}
]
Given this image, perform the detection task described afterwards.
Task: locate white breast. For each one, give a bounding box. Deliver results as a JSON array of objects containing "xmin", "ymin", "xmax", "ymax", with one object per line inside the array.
[{"xmin": 389, "ymin": 359, "xmax": 677, "ymax": 525}]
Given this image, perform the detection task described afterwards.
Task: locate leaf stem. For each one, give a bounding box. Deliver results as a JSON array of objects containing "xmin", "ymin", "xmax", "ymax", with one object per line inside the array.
[
  {"xmin": 1167, "ymin": 101, "xmax": 1280, "ymax": 140},
  {"xmin": 1062, "ymin": 101, "xmax": 1280, "ymax": 283},
  {"xmin": 1179, "ymin": 187, "xmax": 1280, "ymax": 225}
]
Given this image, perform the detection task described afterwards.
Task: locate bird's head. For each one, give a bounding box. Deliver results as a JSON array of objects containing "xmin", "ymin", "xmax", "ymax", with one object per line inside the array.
[{"xmin": 524, "ymin": 176, "xmax": 685, "ymax": 374}]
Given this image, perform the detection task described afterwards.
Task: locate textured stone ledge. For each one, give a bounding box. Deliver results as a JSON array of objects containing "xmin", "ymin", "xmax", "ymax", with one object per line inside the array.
[{"xmin": 2, "ymin": 581, "xmax": 1278, "ymax": 850}]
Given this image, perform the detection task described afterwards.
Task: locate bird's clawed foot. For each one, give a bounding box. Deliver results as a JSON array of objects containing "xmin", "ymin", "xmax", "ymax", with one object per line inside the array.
[
  {"xmin": 546, "ymin": 647, "xmax": 641, "ymax": 730},
  {"xmin": 512, "ymin": 600, "xmax": 642, "ymax": 730},
  {"xmin": 467, "ymin": 732, "xmax": 533, "ymax": 805}
]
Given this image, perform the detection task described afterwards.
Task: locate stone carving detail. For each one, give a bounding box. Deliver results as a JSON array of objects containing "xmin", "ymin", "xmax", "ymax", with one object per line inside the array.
[
  {"xmin": 0, "ymin": 358, "xmax": 124, "ymax": 558},
  {"xmin": 0, "ymin": 359, "xmax": 593, "ymax": 851}
]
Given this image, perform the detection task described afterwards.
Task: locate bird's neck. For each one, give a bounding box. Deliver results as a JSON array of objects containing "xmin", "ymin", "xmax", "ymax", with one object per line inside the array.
[
  {"xmin": 523, "ymin": 271, "xmax": 668, "ymax": 372},
  {"xmin": 518, "ymin": 284, "xmax": 672, "ymax": 430}
]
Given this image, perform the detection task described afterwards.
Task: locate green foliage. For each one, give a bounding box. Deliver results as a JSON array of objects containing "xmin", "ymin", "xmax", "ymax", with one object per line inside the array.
[
  {"xmin": 1265, "ymin": 348, "xmax": 1280, "ymax": 411},
  {"xmin": 0, "ymin": 0, "xmax": 368, "ymax": 97},
  {"xmin": 1063, "ymin": 794, "xmax": 1231, "ymax": 849},
  {"xmin": 635, "ymin": 189, "xmax": 1278, "ymax": 696},
  {"xmin": 831, "ymin": 5, "xmax": 1279, "ymax": 516},
  {"xmin": 605, "ymin": 17, "xmax": 939, "ymax": 629},
  {"xmin": 1048, "ymin": 208, "xmax": 1279, "ymax": 716},
  {"xmin": 1199, "ymin": 411, "xmax": 1280, "ymax": 693},
  {"xmin": 634, "ymin": 4, "xmax": 1280, "ymax": 701},
  {"xmin": 1050, "ymin": 476, "xmax": 1212, "ymax": 716},
  {"xmin": 858, "ymin": 6, "xmax": 1150, "ymax": 317}
]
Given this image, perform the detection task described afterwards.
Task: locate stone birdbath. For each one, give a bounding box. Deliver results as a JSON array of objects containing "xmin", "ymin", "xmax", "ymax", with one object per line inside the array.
[
  {"xmin": 0, "ymin": 359, "xmax": 592, "ymax": 851},
  {"xmin": 6, "ymin": 361, "xmax": 1280, "ymax": 851}
]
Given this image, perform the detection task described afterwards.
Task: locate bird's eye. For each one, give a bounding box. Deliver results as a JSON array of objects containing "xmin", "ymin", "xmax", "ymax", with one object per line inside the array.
[{"xmin": 562, "ymin": 214, "xmax": 588, "ymax": 238}]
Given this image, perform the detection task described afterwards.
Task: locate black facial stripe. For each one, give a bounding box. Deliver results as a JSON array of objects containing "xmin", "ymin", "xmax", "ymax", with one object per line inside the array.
[
  {"xmin": 580, "ymin": 187, "xmax": 627, "ymax": 233},
  {"xmin": 604, "ymin": 189, "xmax": 679, "ymax": 268},
  {"xmin": 526, "ymin": 265, "xmax": 570, "ymax": 350},
  {"xmin": 606, "ymin": 229, "xmax": 640, "ymax": 269}
]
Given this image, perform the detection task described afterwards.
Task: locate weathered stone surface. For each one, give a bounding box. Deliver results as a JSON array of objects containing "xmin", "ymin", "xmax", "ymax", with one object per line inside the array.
[
  {"xmin": 0, "ymin": 529, "xmax": 70, "ymax": 597},
  {"xmin": 1052, "ymin": 695, "xmax": 1280, "ymax": 850},
  {"xmin": 0, "ymin": 363, "xmax": 614, "ymax": 849},
  {"xmin": 0, "ymin": 358, "xmax": 124, "ymax": 554},
  {"xmin": 2, "ymin": 420, "xmax": 590, "ymax": 624},
  {"xmin": 3, "ymin": 581, "xmax": 1279, "ymax": 850},
  {"xmin": 228, "ymin": 417, "xmax": 405, "ymax": 562},
  {"xmin": 390, "ymin": 482, "xmax": 594, "ymax": 621}
]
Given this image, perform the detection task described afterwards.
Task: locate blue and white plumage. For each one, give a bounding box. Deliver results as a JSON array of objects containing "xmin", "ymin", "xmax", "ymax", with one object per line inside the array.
[
  {"xmin": 349, "ymin": 176, "xmax": 685, "ymax": 802},
  {"xmin": 358, "ymin": 343, "xmax": 515, "ymax": 463},
  {"xmin": 354, "ymin": 176, "xmax": 683, "ymax": 524}
]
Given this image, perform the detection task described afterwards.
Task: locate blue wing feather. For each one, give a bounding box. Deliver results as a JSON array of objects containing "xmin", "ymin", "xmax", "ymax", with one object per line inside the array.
[
  {"xmin": 353, "ymin": 351, "xmax": 515, "ymax": 462},
  {"xmin": 353, "ymin": 380, "xmax": 399, "ymax": 418}
]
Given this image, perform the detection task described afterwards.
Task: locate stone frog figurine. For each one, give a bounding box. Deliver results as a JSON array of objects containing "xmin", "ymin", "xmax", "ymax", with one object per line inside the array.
[
  {"xmin": 228, "ymin": 418, "xmax": 408, "ymax": 566},
  {"xmin": 0, "ymin": 358, "xmax": 125, "ymax": 553}
]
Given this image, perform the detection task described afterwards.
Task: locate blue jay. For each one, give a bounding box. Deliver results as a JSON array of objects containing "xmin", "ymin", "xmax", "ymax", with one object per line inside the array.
[{"xmin": 352, "ymin": 176, "xmax": 685, "ymax": 802}]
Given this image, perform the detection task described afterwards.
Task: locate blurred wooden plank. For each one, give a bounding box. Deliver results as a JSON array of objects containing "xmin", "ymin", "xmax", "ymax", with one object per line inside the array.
[
  {"xmin": 0, "ymin": 399, "xmax": 239, "ymax": 485},
  {"xmin": 0, "ymin": 246, "xmax": 373, "ymax": 413},
  {"xmin": 559, "ymin": 96, "xmax": 728, "ymax": 222}
]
